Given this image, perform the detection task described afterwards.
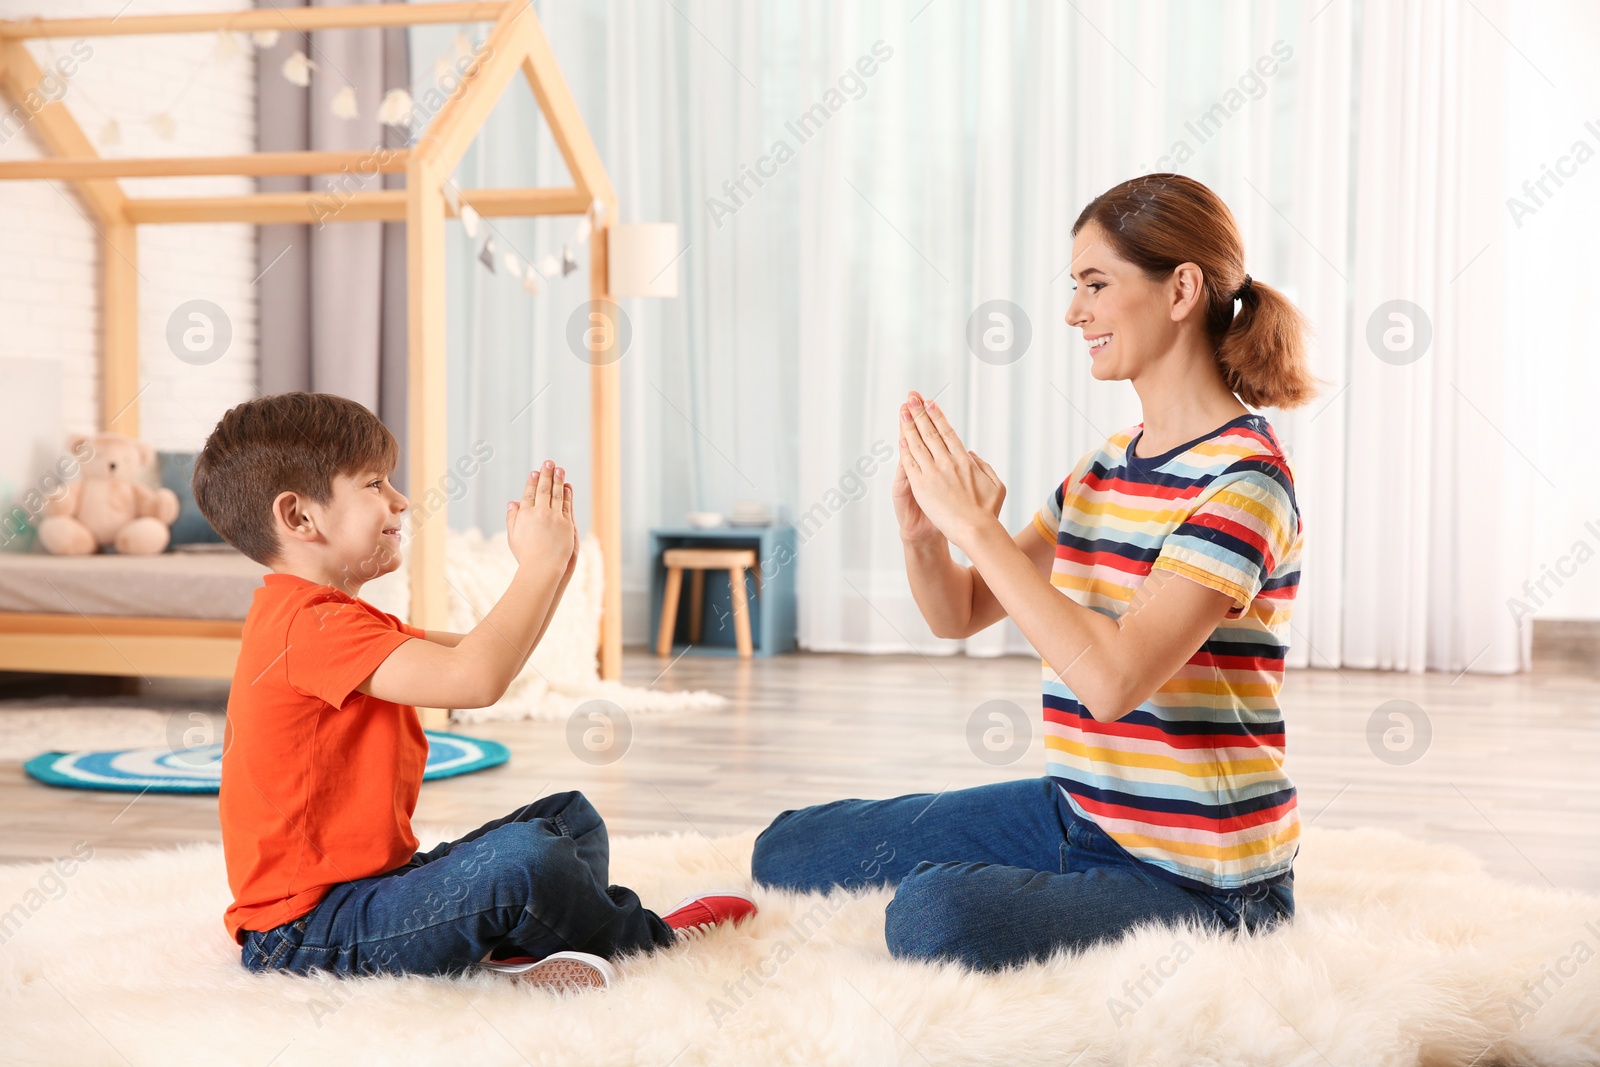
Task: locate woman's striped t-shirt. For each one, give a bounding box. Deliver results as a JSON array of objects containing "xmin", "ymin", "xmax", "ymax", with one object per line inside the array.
[{"xmin": 1031, "ymin": 412, "xmax": 1302, "ymax": 893}]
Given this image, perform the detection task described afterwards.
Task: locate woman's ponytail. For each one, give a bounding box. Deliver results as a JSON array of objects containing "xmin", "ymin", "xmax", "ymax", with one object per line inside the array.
[
  {"xmin": 1072, "ymin": 174, "xmax": 1324, "ymax": 410},
  {"xmin": 1215, "ymin": 275, "xmax": 1317, "ymax": 409}
]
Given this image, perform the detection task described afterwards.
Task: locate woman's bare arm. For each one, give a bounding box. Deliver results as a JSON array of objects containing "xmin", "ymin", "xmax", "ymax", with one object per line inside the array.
[
  {"xmin": 903, "ymin": 522, "xmax": 1056, "ymax": 639},
  {"xmin": 899, "ymin": 399, "xmax": 1238, "ymax": 722},
  {"xmin": 962, "ymin": 521, "xmax": 1236, "ymax": 721}
]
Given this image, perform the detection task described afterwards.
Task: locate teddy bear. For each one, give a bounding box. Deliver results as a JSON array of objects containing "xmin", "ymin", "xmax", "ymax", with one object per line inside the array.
[{"xmin": 36, "ymin": 432, "xmax": 180, "ymax": 555}]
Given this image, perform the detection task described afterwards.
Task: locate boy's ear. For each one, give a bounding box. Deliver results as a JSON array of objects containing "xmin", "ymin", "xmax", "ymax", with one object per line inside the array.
[{"xmin": 272, "ymin": 490, "xmax": 320, "ymax": 547}]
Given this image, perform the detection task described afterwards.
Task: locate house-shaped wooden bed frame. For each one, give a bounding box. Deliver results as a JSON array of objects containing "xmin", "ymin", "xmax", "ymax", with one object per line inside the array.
[{"xmin": 0, "ymin": 1, "xmax": 627, "ymax": 726}]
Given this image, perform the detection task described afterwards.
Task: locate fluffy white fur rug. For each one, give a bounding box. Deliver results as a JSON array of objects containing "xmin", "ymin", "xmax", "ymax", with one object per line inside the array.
[
  {"xmin": 3, "ymin": 825, "xmax": 1597, "ymax": 1066},
  {"xmin": 364, "ymin": 529, "xmax": 725, "ymax": 724}
]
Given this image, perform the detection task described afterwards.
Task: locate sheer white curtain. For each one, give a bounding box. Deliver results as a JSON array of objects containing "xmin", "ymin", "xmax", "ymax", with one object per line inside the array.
[
  {"xmin": 795, "ymin": 1, "xmax": 1354, "ymax": 661},
  {"xmin": 423, "ymin": 0, "xmax": 1538, "ymax": 672},
  {"xmin": 1503, "ymin": 0, "xmax": 1600, "ymax": 625},
  {"xmin": 1334, "ymin": 0, "xmax": 1530, "ymax": 673}
]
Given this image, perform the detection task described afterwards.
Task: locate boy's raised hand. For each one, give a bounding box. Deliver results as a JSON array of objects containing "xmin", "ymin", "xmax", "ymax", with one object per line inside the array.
[
  {"xmin": 559, "ymin": 469, "xmax": 579, "ymax": 586},
  {"xmin": 363, "ymin": 461, "xmax": 576, "ymax": 711},
  {"xmin": 506, "ymin": 462, "xmax": 575, "ymax": 573}
]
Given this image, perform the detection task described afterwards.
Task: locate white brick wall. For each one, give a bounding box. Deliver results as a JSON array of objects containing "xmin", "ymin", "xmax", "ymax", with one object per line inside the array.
[{"xmin": 0, "ymin": 0, "xmax": 258, "ymax": 452}]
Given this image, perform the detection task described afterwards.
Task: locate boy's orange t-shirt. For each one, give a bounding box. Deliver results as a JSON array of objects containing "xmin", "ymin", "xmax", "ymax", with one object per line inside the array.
[{"xmin": 220, "ymin": 573, "xmax": 427, "ymax": 944}]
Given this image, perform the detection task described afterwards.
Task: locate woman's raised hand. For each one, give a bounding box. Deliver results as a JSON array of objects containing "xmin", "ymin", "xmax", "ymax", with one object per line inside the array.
[
  {"xmin": 892, "ymin": 441, "xmax": 943, "ymax": 545},
  {"xmin": 897, "ymin": 391, "xmax": 1006, "ymax": 546}
]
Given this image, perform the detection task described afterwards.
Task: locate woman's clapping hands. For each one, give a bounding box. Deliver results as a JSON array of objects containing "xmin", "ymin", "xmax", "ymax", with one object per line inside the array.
[{"xmin": 895, "ymin": 390, "xmax": 1006, "ymax": 548}]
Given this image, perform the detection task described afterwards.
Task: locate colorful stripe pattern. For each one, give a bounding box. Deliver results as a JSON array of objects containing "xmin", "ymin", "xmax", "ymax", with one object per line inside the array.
[{"xmin": 1032, "ymin": 413, "xmax": 1303, "ymax": 892}]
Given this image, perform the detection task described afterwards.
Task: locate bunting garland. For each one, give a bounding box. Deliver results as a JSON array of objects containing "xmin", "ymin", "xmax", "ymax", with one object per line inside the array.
[
  {"xmin": 451, "ymin": 192, "xmax": 603, "ymax": 298},
  {"xmin": 57, "ymin": 24, "xmax": 599, "ymax": 299}
]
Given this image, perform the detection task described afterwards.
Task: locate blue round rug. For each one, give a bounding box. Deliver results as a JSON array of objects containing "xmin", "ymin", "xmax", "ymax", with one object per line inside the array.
[{"xmin": 22, "ymin": 730, "xmax": 510, "ymax": 794}]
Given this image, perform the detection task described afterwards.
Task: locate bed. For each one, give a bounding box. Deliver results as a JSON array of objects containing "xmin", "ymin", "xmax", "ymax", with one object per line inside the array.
[
  {"xmin": 0, "ymin": 548, "xmax": 266, "ymax": 679},
  {"xmin": 0, "ymin": 2, "xmax": 627, "ymax": 726}
]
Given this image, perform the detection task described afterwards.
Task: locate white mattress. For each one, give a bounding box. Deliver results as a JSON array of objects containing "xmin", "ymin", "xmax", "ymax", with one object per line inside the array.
[{"xmin": 0, "ymin": 546, "xmax": 269, "ymax": 620}]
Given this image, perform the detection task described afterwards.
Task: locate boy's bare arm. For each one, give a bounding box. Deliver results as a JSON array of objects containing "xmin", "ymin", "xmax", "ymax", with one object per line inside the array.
[
  {"xmin": 360, "ymin": 464, "xmax": 576, "ymax": 709},
  {"xmin": 419, "ymin": 508, "xmax": 578, "ymax": 667},
  {"xmin": 511, "ymin": 559, "xmax": 574, "ymax": 675},
  {"xmin": 364, "ymin": 568, "xmax": 564, "ymax": 707}
]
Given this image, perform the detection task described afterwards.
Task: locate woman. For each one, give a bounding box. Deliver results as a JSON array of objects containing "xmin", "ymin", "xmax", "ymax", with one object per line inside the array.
[{"xmin": 751, "ymin": 173, "xmax": 1321, "ymax": 971}]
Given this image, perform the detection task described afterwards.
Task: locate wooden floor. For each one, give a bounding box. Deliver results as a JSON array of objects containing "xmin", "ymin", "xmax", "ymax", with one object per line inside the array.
[{"xmin": 2, "ymin": 649, "xmax": 1598, "ymax": 893}]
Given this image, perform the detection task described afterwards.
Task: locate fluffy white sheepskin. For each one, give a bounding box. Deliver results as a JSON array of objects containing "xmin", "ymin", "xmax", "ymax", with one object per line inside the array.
[{"xmin": 3, "ymin": 825, "xmax": 1597, "ymax": 1066}]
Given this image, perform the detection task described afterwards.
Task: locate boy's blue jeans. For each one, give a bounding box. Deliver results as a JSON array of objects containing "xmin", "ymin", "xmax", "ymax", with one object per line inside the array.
[
  {"xmin": 240, "ymin": 791, "xmax": 675, "ymax": 977},
  {"xmin": 751, "ymin": 777, "xmax": 1293, "ymax": 971}
]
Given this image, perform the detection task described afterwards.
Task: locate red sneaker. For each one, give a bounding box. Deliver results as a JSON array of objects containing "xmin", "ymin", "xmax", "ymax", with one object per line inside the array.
[
  {"xmin": 660, "ymin": 890, "xmax": 758, "ymax": 939},
  {"xmin": 473, "ymin": 951, "xmax": 615, "ymax": 991}
]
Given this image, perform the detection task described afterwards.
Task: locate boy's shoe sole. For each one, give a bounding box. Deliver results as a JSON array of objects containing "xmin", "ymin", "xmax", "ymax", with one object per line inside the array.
[{"xmin": 473, "ymin": 950, "xmax": 615, "ymax": 991}]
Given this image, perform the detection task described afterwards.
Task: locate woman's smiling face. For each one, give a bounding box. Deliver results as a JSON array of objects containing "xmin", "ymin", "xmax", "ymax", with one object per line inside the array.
[{"xmin": 1065, "ymin": 221, "xmax": 1189, "ymax": 382}]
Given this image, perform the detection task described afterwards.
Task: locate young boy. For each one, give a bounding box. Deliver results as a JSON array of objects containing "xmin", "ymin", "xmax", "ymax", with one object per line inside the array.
[{"xmin": 194, "ymin": 392, "xmax": 754, "ymax": 990}]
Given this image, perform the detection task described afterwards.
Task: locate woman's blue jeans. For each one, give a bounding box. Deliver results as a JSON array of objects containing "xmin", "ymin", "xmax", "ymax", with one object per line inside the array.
[
  {"xmin": 751, "ymin": 777, "xmax": 1293, "ymax": 971},
  {"xmin": 240, "ymin": 791, "xmax": 675, "ymax": 977}
]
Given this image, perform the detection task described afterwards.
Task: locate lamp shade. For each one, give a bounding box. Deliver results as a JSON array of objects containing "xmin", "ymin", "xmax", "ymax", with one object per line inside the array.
[{"xmin": 607, "ymin": 223, "xmax": 680, "ymax": 298}]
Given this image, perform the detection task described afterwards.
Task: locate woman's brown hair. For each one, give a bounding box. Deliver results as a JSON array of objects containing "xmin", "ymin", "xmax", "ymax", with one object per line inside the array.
[{"xmin": 1072, "ymin": 173, "xmax": 1321, "ymax": 410}]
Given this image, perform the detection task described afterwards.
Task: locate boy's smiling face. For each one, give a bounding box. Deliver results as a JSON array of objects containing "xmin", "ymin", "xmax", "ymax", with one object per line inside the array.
[
  {"xmin": 272, "ymin": 467, "xmax": 409, "ymax": 591},
  {"xmin": 322, "ymin": 469, "xmax": 409, "ymax": 583}
]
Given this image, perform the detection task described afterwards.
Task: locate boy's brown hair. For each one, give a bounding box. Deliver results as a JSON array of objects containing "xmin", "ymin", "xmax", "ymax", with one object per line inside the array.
[{"xmin": 194, "ymin": 392, "xmax": 399, "ymax": 565}]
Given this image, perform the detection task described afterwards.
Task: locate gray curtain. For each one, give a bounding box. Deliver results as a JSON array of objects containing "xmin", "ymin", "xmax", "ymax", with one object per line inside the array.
[{"xmin": 256, "ymin": 0, "xmax": 412, "ymax": 489}]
